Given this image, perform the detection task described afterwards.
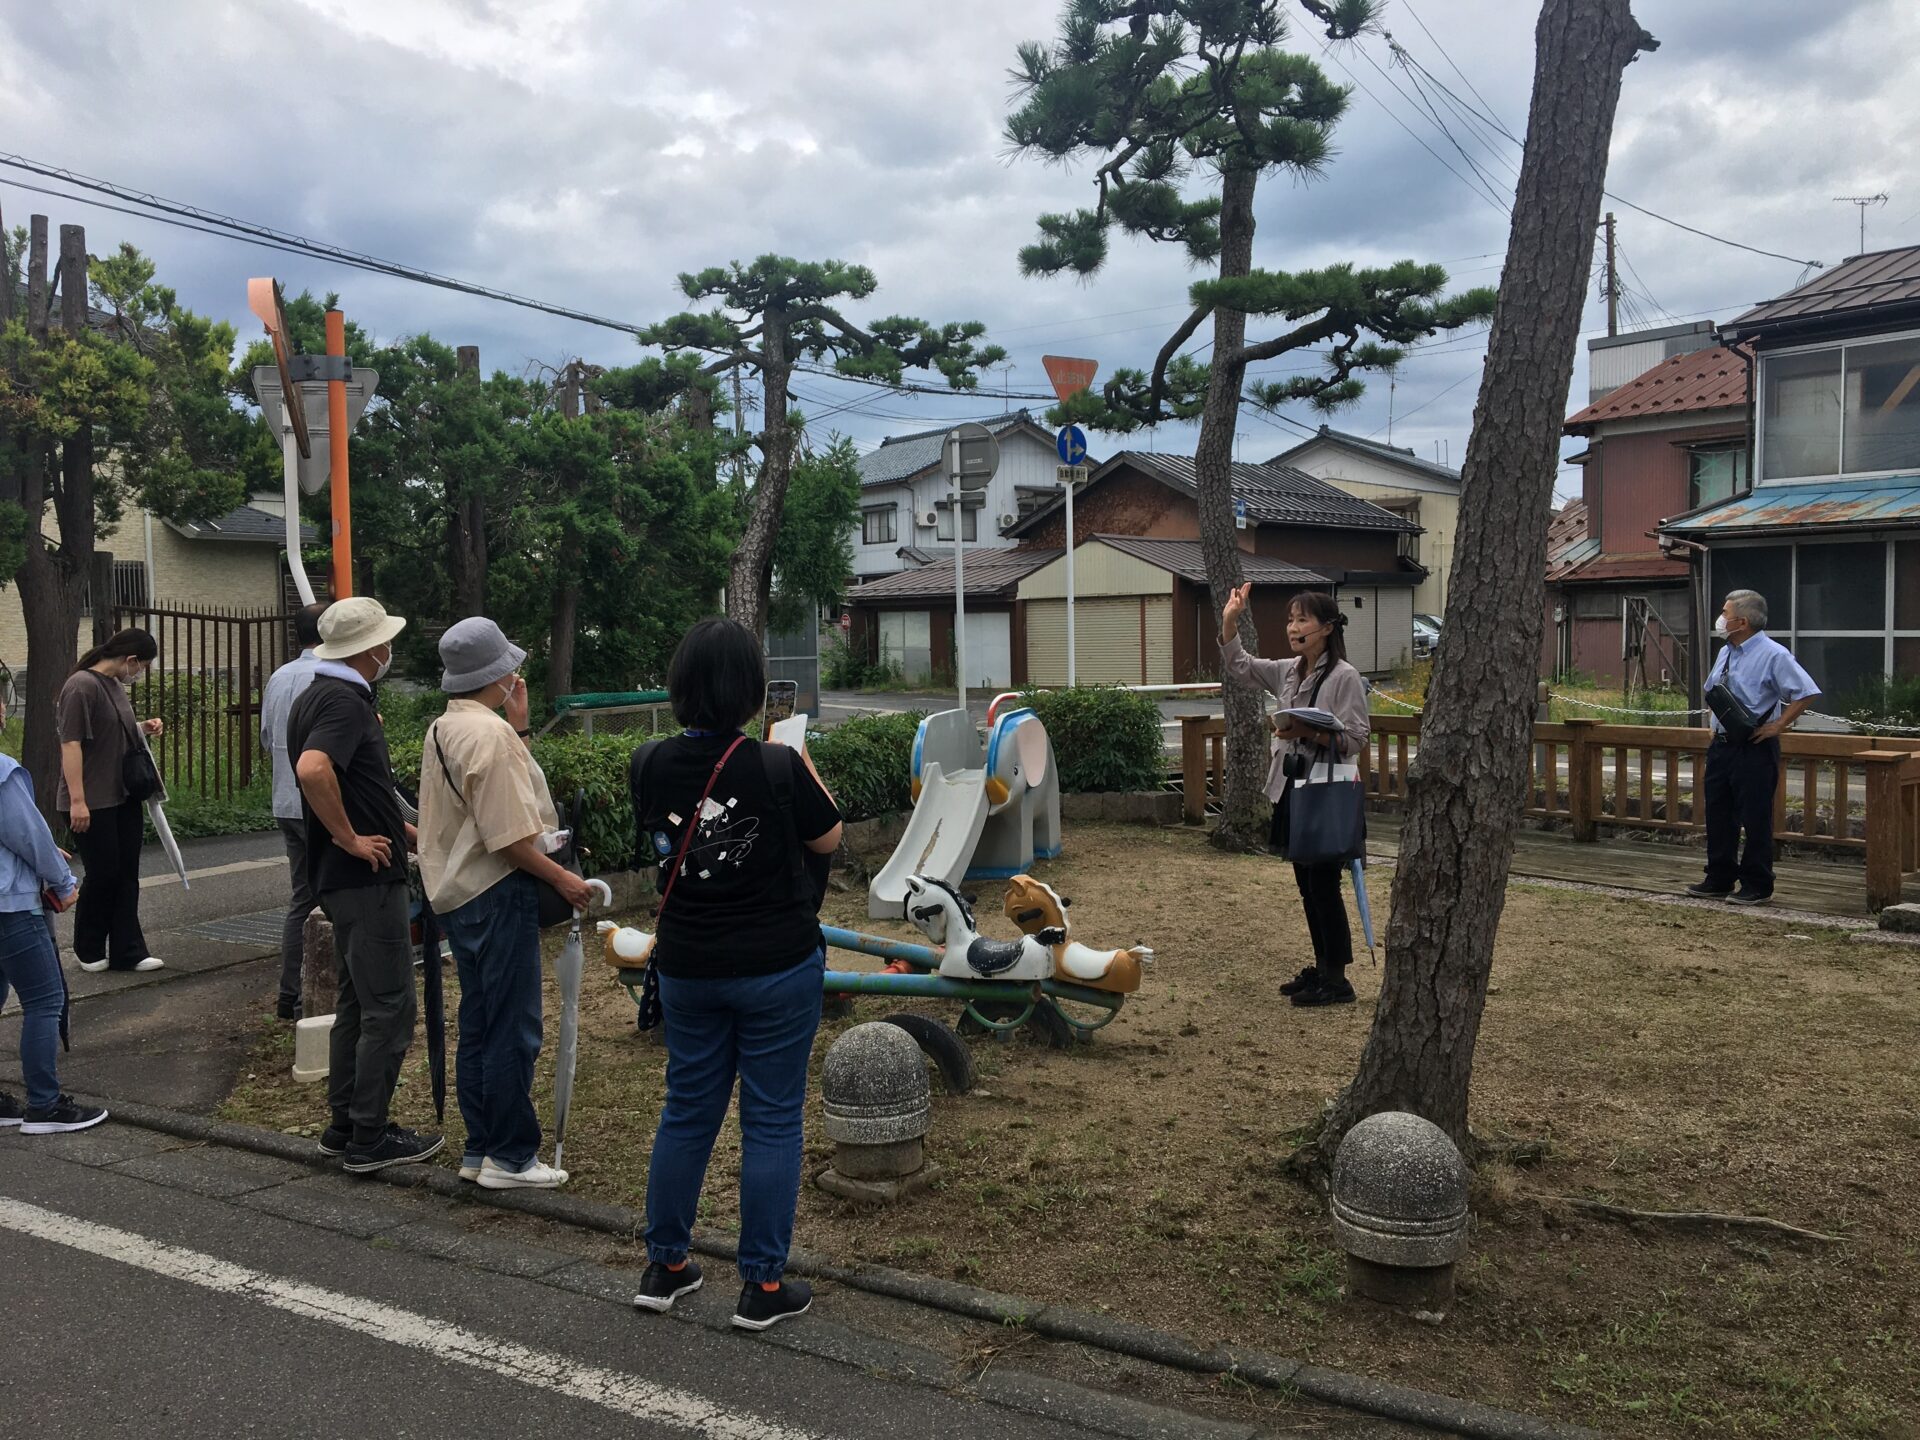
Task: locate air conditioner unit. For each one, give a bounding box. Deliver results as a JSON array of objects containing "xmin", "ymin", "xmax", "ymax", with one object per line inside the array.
[
  {"xmin": 999, "ymin": 513, "xmax": 1017, "ymax": 530},
  {"xmin": 918, "ymin": 509, "xmax": 940, "ymax": 529}
]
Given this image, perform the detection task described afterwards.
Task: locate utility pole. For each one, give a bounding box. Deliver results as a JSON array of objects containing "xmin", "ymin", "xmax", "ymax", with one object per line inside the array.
[
  {"xmin": 1833, "ymin": 193, "xmax": 1888, "ymax": 255},
  {"xmin": 1602, "ymin": 211, "xmax": 1618, "ymax": 337}
]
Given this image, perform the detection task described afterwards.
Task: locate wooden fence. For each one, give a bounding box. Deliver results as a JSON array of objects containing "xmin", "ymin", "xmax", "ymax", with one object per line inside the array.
[
  {"xmin": 1179, "ymin": 712, "xmax": 1920, "ymax": 910},
  {"xmin": 109, "ymin": 603, "xmax": 295, "ymax": 799}
]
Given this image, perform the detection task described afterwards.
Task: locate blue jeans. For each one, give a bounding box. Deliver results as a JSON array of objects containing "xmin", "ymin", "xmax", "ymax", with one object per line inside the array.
[
  {"xmin": 441, "ymin": 872, "xmax": 543, "ymax": 1171},
  {"xmin": 0, "ymin": 908, "xmax": 65, "ymax": 1111},
  {"xmin": 646, "ymin": 948, "xmax": 825, "ymax": 1284}
]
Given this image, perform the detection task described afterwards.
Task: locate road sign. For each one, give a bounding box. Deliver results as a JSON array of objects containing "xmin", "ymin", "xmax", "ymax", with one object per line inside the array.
[
  {"xmin": 1041, "ymin": 354, "xmax": 1098, "ymax": 402},
  {"xmin": 943, "ymin": 422, "xmax": 1000, "ymax": 493},
  {"xmin": 1234, "ymin": 497, "xmax": 1249, "ymax": 530},
  {"xmin": 247, "ymin": 278, "xmax": 311, "ymax": 459},
  {"xmin": 1055, "ymin": 464, "xmax": 1089, "ymax": 486},
  {"xmin": 1055, "ymin": 425, "xmax": 1087, "ymax": 466},
  {"xmin": 252, "ymin": 365, "xmax": 380, "ymax": 494}
]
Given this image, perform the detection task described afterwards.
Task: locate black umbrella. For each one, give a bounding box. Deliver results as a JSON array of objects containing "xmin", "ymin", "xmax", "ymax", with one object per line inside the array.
[{"xmin": 418, "ymin": 894, "xmax": 447, "ymax": 1123}]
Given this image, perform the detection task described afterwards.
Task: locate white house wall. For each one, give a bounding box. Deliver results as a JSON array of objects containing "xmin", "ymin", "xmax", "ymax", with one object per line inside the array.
[
  {"xmin": 1283, "ymin": 439, "xmax": 1457, "ymax": 617},
  {"xmin": 850, "ymin": 430, "xmax": 1063, "ymax": 578}
]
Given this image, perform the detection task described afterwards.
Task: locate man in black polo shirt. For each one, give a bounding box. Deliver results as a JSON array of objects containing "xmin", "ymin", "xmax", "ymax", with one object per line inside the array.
[{"xmin": 288, "ymin": 596, "xmax": 442, "ymax": 1173}]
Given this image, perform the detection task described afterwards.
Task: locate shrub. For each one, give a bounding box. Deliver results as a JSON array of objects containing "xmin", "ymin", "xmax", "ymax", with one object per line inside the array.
[
  {"xmin": 808, "ymin": 711, "xmax": 923, "ymax": 821},
  {"xmin": 1839, "ymin": 672, "xmax": 1920, "ymax": 732},
  {"xmin": 1014, "ymin": 686, "xmax": 1164, "ymax": 793},
  {"xmin": 821, "ymin": 629, "xmax": 905, "ymax": 690}
]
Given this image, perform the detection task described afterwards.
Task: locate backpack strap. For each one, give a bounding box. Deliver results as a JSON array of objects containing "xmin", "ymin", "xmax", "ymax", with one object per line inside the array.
[{"xmin": 628, "ymin": 739, "xmax": 665, "ymax": 873}]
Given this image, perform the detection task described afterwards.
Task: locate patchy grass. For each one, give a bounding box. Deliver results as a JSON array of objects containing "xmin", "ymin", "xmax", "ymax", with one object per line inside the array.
[{"xmin": 221, "ymin": 822, "xmax": 1920, "ymax": 1438}]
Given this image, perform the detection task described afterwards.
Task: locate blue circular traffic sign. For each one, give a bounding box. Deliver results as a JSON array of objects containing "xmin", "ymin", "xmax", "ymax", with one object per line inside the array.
[{"xmin": 1056, "ymin": 425, "xmax": 1087, "ymax": 466}]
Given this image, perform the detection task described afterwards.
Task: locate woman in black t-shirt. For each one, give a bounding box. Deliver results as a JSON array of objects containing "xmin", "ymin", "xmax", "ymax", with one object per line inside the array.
[{"xmin": 628, "ymin": 619, "xmax": 842, "ymax": 1332}]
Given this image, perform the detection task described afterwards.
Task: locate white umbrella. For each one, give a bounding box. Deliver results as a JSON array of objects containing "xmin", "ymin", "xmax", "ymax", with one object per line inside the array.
[
  {"xmin": 146, "ymin": 798, "xmax": 190, "ymax": 889},
  {"xmin": 553, "ymin": 878, "xmax": 612, "ymax": 1171}
]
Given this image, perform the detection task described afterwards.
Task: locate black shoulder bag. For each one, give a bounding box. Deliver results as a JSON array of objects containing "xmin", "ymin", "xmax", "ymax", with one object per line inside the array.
[
  {"xmin": 429, "ymin": 720, "xmax": 582, "ymax": 928},
  {"xmin": 88, "ymin": 671, "xmax": 162, "ymax": 804}
]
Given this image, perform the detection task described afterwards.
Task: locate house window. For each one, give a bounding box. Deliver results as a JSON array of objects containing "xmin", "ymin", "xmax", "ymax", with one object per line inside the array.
[
  {"xmin": 1572, "ymin": 590, "xmax": 1618, "ymax": 621},
  {"xmin": 1760, "ymin": 334, "xmax": 1920, "ymax": 480},
  {"xmin": 861, "ymin": 505, "xmax": 897, "ymax": 546},
  {"xmin": 1709, "ymin": 545, "xmax": 1793, "ymax": 632},
  {"xmin": 1796, "ymin": 541, "xmax": 1883, "ymax": 632},
  {"xmin": 935, "ymin": 504, "xmax": 978, "ymax": 543},
  {"xmin": 1688, "ymin": 446, "xmax": 1749, "ymax": 509},
  {"xmin": 112, "ymin": 560, "xmax": 150, "ymax": 610}
]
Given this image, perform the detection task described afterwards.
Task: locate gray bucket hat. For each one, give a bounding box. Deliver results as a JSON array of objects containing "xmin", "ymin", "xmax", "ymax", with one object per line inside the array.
[{"xmin": 439, "ymin": 617, "xmax": 526, "ymax": 694}]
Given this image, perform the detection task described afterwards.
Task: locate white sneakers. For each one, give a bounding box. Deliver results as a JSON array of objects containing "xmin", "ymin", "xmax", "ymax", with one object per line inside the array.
[
  {"xmin": 75, "ymin": 957, "xmax": 164, "ymax": 974},
  {"xmin": 477, "ymin": 1158, "xmax": 569, "ymax": 1190}
]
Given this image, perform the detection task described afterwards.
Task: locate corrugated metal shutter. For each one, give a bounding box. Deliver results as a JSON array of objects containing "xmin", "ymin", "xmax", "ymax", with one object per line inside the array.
[
  {"xmin": 1027, "ymin": 601, "xmax": 1067, "ymax": 686},
  {"xmin": 1077, "ymin": 598, "xmax": 1146, "ymax": 684},
  {"xmin": 1142, "ymin": 595, "xmax": 1173, "ymax": 683}
]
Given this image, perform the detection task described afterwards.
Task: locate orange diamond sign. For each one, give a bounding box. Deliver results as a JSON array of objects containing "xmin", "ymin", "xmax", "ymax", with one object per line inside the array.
[{"xmin": 1041, "ymin": 354, "xmax": 1099, "ymax": 402}]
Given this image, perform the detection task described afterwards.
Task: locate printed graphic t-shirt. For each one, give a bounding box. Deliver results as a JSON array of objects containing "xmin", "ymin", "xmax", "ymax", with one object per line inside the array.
[{"xmin": 632, "ymin": 734, "xmax": 840, "ymax": 979}]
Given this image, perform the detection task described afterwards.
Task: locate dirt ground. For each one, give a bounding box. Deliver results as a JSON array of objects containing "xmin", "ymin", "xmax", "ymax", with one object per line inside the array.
[{"xmin": 223, "ymin": 822, "xmax": 1920, "ymax": 1438}]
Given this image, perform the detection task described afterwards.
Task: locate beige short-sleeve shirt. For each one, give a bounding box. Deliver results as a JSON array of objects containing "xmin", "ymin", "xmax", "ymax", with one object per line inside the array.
[{"xmin": 418, "ymin": 700, "xmax": 560, "ymax": 913}]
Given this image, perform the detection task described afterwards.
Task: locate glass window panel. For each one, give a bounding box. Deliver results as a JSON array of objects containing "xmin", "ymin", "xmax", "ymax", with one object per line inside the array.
[
  {"xmin": 1894, "ymin": 636, "xmax": 1920, "ymax": 677},
  {"xmin": 1796, "ymin": 542, "xmax": 1886, "ymax": 632},
  {"xmin": 1896, "ymin": 541, "xmax": 1920, "ymax": 630},
  {"xmin": 861, "ymin": 506, "xmax": 897, "ymax": 545},
  {"xmin": 1709, "ymin": 546, "xmax": 1793, "ymax": 633},
  {"xmin": 1760, "ymin": 349, "xmax": 1842, "ymax": 480},
  {"xmin": 1793, "ymin": 636, "xmax": 1883, "ymax": 707},
  {"xmin": 1843, "ymin": 334, "xmax": 1920, "ymax": 475},
  {"xmin": 1689, "ymin": 448, "xmax": 1747, "ymax": 509}
]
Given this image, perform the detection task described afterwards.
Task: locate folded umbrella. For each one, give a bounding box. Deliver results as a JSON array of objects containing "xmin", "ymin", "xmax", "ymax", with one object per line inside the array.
[
  {"xmin": 418, "ymin": 894, "xmax": 447, "ymax": 1123},
  {"xmin": 553, "ymin": 878, "xmax": 612, "ymax": 1172},
  {"xmin": 1350, "ymin": 857, "xmax": 1377, "ymax": 960},
  {"xmin": 146, "ymin": 798, "xmax": 190, "ymax": 890}
]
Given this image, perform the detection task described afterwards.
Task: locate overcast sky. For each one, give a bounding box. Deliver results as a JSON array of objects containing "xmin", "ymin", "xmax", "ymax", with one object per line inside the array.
[{"xmin": 4, "ymin": 0, "xmax": 1915, "ymax": 501}]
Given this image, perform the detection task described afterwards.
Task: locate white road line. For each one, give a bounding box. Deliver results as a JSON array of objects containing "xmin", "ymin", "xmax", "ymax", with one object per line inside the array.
[
  {"xmin": 140, "ymin": 856, "xmax": 286, "ymax": 889},
  {"xmin": 0, "ymin": 1197, "xmax": 830, "ymax": 1440}
]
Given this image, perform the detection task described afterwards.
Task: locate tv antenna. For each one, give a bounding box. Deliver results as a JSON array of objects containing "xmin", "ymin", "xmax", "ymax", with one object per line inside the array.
[{"xmin": 1833, "ymin": 193, "xmax": 1888, "ymax": 255}]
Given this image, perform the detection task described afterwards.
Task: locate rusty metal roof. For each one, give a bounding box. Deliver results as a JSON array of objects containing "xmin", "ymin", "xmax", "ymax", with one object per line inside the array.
[
  {"xmin": 1563, "ymin": 346, "xmax": 1748, "ymax": 433},
  {"xmin": 1660, "ymin": 477, "xmax": 1920, "ymax": 536},
  {"xmin": 1726, "ymin": 246, "xmax": 1920, "ymax": 337},
  {"xmin": 1543, "ymin": 499, "xmax": 1591, "ymax": 581},
  {"xmin": 848, "ymin": 547, "xmax": 1062, "ymax": 604}
]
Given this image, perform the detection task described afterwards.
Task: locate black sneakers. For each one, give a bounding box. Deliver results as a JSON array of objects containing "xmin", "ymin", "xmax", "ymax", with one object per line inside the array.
[
  {"xmin": 1291, "ymin": 974, "xmax": 1356, "ymax": 1008},
  {"xmin": 341, "ymin": 1125, "xmax": 444, "ymax": 1173},
  {"xmin": 276, "ymin": 996, "xmax": 302, "ymax": 1021},
  {"xmin": 1279, "ymin": 966, "xmax": 1319, "ymax": 996},
  {"xmin": 317, "ymin": 1124, "xmax": 352, "ymax": 1158},
  {"xmin": 0, "ymin": 1090, "xmax": 22, "ymax": 1128},
  {"xmin": 1685, "ymin": 882, "xmax": 1733, "ymax": 899},
  {"xmin": 1727, "ymin": 889, "xmax": 1772, "ymax": 907},
  {"xmin": 732, "ymin": 1279, "xmax": 812, "ymax": 1331},
  {"xmin": 20, "ymin": 1095, "xmax": 109, "ymax": 1134},
  {"xmin": 632, "ymin": 1259, "xmax": 704, "ymax": 1313}
]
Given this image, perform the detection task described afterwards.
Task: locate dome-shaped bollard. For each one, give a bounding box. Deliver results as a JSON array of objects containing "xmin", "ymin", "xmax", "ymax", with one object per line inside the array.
[
  {"xmin": 1330, "ymin": 1111, "xmax": 1470, "ymax": 1313},
  {"xmin": 816, "ymin": 1022, "xmax": 942, "ymax": 1204}
]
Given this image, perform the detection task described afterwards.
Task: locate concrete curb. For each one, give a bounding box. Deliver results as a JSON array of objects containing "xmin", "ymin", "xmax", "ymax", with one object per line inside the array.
[{"xmin": 93, "ymin": 1096, "xmax": 1601, "ymax": 1440}]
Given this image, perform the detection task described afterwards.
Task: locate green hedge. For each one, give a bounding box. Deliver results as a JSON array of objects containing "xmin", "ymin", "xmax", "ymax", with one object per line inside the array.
[
  {"xmin": 1014, "ymin": 685, "xmax": 1165, "ymax": 794},
  {"xmin": 806, "ymin": 711, "xmax": 923, "ymax": 822}
]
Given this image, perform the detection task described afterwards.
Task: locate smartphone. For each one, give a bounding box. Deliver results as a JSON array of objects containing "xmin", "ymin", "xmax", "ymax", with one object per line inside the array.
[{"xmin": 763, "ymin": 680, "xmax": 798, "ymax": 729}]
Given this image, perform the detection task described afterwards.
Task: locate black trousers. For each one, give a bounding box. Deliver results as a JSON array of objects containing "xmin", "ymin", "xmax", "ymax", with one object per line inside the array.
[
  {"xmin": 320, "ymin": 881, "xmax": 418, "ymax": 1145},
  {"xmin": 1294, "ymin": 862, "xmax": 1353, "ymax": 975},
  {"xmin": 1702, "ymin": 735, "xmax": 1780, "ymax": 895},
  {"xmin": 70, "ymin": 799, "xmax": 151, "ymax": 970}
]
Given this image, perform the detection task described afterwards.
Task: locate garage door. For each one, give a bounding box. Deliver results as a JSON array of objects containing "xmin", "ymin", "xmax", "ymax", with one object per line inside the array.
[
  {"xmin": 966, "ymin": 611, "xmax": 1012, "ymax": 690},
  {"xmin": 1023, "ymin": 598, "xmax": 1172, "ymax": 686}
]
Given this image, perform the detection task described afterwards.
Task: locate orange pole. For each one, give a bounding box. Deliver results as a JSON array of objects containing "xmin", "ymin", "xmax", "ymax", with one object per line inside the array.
[{"xmin": 325, "ymin": 310, "xmax": 351, "ymax": 599}]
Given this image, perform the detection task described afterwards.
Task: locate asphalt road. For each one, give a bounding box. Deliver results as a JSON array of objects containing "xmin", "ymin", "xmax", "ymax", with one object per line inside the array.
[{"xmin": 0, "ymin": 1133, "xmax": 1436, "ymax": 1440}]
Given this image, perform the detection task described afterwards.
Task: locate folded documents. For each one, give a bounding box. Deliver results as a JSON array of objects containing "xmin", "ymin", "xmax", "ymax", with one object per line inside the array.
[{"xmin": 1277, "ymin": 706, "xmax": 1343, "ymax": 730}]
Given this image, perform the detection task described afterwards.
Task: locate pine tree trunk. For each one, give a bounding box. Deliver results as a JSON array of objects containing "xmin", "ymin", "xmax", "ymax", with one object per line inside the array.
[
  {"xmin": 1310, "ymin": 0, "xmax": 1655, "ymax": 1168},
  {"xmin": 450, "ymin": 346, "xmax": 489, "ymax": 615},
  {"xmin": 547, "ymin": 580, "xmax": 579, "ymax": 699},
  {"xmin": 727, "ymin": 314, "xmax": 792, "ymax": 640},
  {"xmin": 1196, "ymin": 167, "xmax": 1263, "ymax": 852}
]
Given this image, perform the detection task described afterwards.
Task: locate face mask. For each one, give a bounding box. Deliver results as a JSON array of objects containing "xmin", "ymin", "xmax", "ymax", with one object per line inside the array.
[
  {"xmin": 1714, "ymin": 615, "xmax": 1730, "ymax": 637},
  {"xmin": 372, "ymin": 646, "xmax": 394, "ymax": 683}
]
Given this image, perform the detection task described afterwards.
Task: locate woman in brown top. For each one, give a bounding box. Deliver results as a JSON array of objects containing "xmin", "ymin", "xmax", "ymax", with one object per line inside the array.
[
  {"xmin": 57, "ymin": 629, "xmax": 164, "ymax": 974},
  {"xmin": 1220, "ymin": 586, "xmax": 1371, "ymax": 1007}
]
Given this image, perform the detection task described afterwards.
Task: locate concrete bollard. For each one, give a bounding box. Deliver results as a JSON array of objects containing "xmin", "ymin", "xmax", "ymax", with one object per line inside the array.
[
  {"xmin": 291, "ymin": 1015, "xmax": 333, "ymax": 1084},
  {"xmin": 1330, "ymin": 1111, "xmax": 1471, "ymax": 1314},
  {"xmin": 815, "ymin": 1022, "xmax": 941, "ymax": 1203},
  {"xmin": 301, "ymin": 911, "xmax": 337, "ymax": 1019}
]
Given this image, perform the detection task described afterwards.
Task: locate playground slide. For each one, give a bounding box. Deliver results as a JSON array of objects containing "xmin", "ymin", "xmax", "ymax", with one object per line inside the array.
[{"xmin": 867, "ymin": 762, "xmax": 991, "ymax": 919}]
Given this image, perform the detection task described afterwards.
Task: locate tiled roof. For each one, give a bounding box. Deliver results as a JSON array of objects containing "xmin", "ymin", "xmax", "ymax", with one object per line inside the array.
[
  {"xmin": 1563, "ymin": 346, "xmax": 1748, "ymax": 433},
  {"xmin": 166, "ymin": 504, "xmax": 318, "ymax": 545},
  {"xmin": 1543, "ymin": 499, "xmax": 1592, "ymax": 582},
  {"xmin": 848, "ymin": 547, "xmax": 1062, "ymax": 603},
  {"xmin": 1727, "ymin": 245, "xmax": 1920, "ymax": 335},
  {"xmin": 1088, "ymin": 534, "xmax": 1327, "ymax": 587},
  {"xmin": 855, "ymin": 411, "xmax": 1055, "ymax": 490},
  {"xmin": 1266, "ymin": 424, "xmax": 1462, "ymax": 485},
  {"xmin": 1007, "ymin": 451, "xmax": 1420, "ymax": 538},
  {"xmin": 1659, "ymin": 476, "xmax": 1920, "ymax": 536}
]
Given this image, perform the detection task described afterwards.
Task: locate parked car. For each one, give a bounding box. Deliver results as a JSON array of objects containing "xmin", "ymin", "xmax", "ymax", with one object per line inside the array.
[{"xmin": 1412, "ymin": 614, "xmax": 1442, "ymax": 660}]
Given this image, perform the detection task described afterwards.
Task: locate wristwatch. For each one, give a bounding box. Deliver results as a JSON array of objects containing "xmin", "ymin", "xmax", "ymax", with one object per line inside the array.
[{"xmin": 515, "ymin": 728, "xmax": 532, "ymax": 738}]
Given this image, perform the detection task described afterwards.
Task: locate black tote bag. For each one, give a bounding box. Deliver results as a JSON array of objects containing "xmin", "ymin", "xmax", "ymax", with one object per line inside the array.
[{"xmin": 1285, "ymin": 745, "xmax": 1367, "ymax": 866}]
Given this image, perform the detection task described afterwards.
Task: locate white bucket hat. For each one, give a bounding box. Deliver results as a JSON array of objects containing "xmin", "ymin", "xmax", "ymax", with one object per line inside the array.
[{"xmin": 313, "ymin": 596, "xmax": 408, "ymax": 661}]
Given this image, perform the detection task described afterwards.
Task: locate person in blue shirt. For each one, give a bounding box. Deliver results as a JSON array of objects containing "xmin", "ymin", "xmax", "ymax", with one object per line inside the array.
[
  {"xmin": 1687, "ymin": 589, "xmax": 1820, "ymax": 906},
  {"xmin": 0, "ymin": 691, "xmax": 104, "ymax": 1135},
  {"xmin": 261, "ymin": 603, "xmax": 327, "ymax": 1020}
]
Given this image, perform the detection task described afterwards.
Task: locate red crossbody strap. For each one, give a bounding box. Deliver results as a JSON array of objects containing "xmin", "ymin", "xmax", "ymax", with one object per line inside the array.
[{"xmin": 653, "ymin": 735, "xmax": 747, "ymax": 919}]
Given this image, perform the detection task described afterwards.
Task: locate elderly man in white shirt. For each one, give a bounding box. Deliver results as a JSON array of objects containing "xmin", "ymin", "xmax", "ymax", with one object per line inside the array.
[{"xmin": 260, "ymin": 603, "xmax": 326, "ymax": 1020}]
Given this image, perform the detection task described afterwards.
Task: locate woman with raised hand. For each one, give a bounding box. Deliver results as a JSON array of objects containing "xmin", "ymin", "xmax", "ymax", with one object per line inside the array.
[
  {"xmin": 1219, "ymin": 585, "xmax": 1372, "ymax": 1008},
  {"xmin": 627, "ymin": 618, "xmax": 842, "ymax": 1331},
  {"xmin": 57, "ymin": 629, "xmax": 165, "ymax": 975},
  {"xmin": 0, "ymin": 684, "xmax": 104, "ymax": 1135}
]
